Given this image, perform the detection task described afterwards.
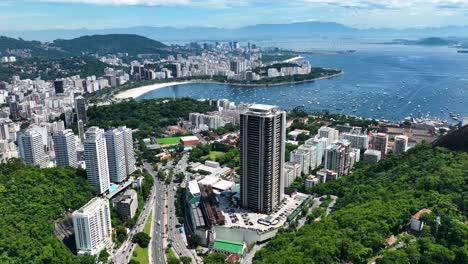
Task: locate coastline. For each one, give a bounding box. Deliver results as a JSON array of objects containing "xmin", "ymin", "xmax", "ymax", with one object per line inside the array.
[
  {"xmin": 114, "ymin": 70, "xmax": 344, "ymax": 99},
  {"xmin": 283, "ymin": 56, "xmax": 305, "ymax": 62},
  {"xmin": 114, "ymin": 81, "xmax": 191, "ymax": 99}
]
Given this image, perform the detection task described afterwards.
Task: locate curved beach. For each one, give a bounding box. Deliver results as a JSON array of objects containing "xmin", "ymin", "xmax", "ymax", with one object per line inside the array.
[{"xmin": 114, "ymin": 81, "xmax": 191, "ymax": 99}]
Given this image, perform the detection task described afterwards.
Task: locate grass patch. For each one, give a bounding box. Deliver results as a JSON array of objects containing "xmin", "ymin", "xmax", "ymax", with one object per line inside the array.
[
  {"xmin": 166, "ymin": 248, "xmax": 179, "ymax": 263},
  {"xmin": 130, "ymin": 211, "xmax": 153, "ymax": 264},
  {"xmin": 156, "ymin": 137, "xmax": 181, "ymax": 145},
  {"xmin": 201, "ymin": 151, "xmax": 225, "ymax": 161}
]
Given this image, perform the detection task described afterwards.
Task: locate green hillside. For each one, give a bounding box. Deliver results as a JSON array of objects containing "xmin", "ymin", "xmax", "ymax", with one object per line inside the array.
[
  {"xmin": 254, "ymin": 144, "xmax": 468, "ymax": 264},
  {"xmin": 0, "ymin": 160, "xmax": 96, "ymax": 264},
  {"xmin": 0, "ymin": 36, "xmax": 69, "ymax": 59},
  {"xmin": 53, "ymin": 34, "xmax": 168, "ymax": 55}
]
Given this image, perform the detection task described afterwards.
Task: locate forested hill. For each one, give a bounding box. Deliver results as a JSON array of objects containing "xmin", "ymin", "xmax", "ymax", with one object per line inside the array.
[
  {"xmin": 254, "ymin": 144, "xmax": 468, "ymax": 264},
  {"xmin": 0, "ymin": 160, "xmax": 96, "ymax": 264},
  {"xmin": 433, "ymin": 125, "xmax": 468, "ymax": 152},
  {"xmin": 53, "ymin": 34, "xmax": 168, "ymax": 55}
]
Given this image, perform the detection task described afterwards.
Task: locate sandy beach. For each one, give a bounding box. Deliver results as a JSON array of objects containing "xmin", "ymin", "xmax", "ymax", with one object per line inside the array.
[
  {"xmin": 114, "ymin": 81, "xmax": 191, "ymax": 99},
  {"xmin": 283, "ymin": 56, "xmax": 305, "ymax": 63}
]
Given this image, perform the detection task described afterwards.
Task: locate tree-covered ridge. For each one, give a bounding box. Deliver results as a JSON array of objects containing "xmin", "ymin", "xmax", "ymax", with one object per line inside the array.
[
  {"xmin": 87, "ymin": 98, "xmax": 216, "ymax": 139},
  {"xmin": 0, "ymin": 160, "xmax": 96, "ymax": 264},
  {"xmin": 0, "ymin": 56, "xmax": 119, "ymax": 82},
  {"xmin": 53, "ymin": 34, "xmax": 167, "ymax": 55},
  {"xmin": 254, "ymin": 144, "xmax": 467, "ymax": 264}
]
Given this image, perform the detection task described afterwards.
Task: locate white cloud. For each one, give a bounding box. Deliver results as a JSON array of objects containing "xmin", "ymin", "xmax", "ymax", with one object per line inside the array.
[
  {"xmin": 303, "ymin": 0, "xmax": 468, "ymax": 9},
  {"xmin": 31, "ymin": 0, "xmax": 248, "ymax": 8}
]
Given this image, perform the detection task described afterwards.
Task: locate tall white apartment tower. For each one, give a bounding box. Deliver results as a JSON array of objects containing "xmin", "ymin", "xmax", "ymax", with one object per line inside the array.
[
  {"xmin": 393, "ymin": 135, "xmax": 408, "ymax": 154},
  {"xmin": 72, "ymin": 197, "xmax": 112, "ymax": 256},
  {"xmin": 84, "ymin": 127, "xmax": 110, "ymax": 194},
  {"xmin": 240, "ymin": 104, "xmax": 286, "ymax": 214},
  {"xmin": 118, "ymin": 126, "xmax": 136, "ymax": 175},
  {"xmin": 52, "ymin": 129, "xmax": 78, "ymax": 168},
  {"xmin": 18, "ymin": 130, "xmax": 47, "ymax": 168},
  {"xmin": 105, "ymin": 128, "xmax": 126, "ymax": 183}
]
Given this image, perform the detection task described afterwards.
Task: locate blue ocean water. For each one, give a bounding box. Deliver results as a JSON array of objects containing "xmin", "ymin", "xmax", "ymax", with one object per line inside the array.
[{"xmin": 138, "ymin": 41, "xmax": 468, "ymax": 122}]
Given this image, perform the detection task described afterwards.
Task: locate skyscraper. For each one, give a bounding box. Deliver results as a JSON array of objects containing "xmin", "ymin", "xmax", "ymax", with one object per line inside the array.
[
  {"xmin": 53, "ymin": 129, "xmax": 77, "ymax": 168},
  {"xmin": 72, "ymin": 197, "xmax": 112, "ymax": 256},
  {"xmin": 84, "ymin": 127, "xmax": 110, "ymax": 194},
  {"xmin": 75, "ymin": 96, "xmax": 87, "ymax": 123},
  {"xmin": 393, "ymin": 135, "xmax": 408, "ymax": 154},
  {"xmin": 105, "ymin": 128, "xmax": 126, "ymax": 183},
  {"xmin": 18, "ymin": 130, "xmax": 47, "ymax": 168},
  {"xmin": 372, "ymin": 132, "xmax": 389, "ymax": 158},
  {"xmin": 54, "ymin": 80, "xmax": 64, "ymax": 94},
  {"xmin": 118, "ymin": 126, "xmax": 136, "ymax": 176},
  {"xmin": 78, "ymin": 119, "xmax": 85, "ymax": 142},
  {"xmin": 240, "ymin": 104, "xmax": 286, "ymax": 214}
]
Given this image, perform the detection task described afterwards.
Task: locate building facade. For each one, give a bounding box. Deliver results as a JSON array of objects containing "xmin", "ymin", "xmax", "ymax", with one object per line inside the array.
[
  {"xmin": 240, "ymin": 104, "xmax": 286, "ymax": 214},
  {"xmin": 72, "ymin": 197, "xmax": 112, "ymax": 256},
  {"xmin": 105, "ymin": 128, "xmax": 126, "ymax": 183},
  {"xmin": 18, "ymin": 130, "xmax": 46, "ymax": 168},
  {"xmin": 52, "ymin": 129, "xmax": 77, "ymax": 168},
  {"xmin": 84, "ymin": 127, "xmax": 110, "ymax": 194}
]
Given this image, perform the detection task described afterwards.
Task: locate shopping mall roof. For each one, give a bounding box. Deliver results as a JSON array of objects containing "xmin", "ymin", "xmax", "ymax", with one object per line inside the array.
[{"xmin": 213, "ymin": 239, "xmax": 244, "ymax": 255}]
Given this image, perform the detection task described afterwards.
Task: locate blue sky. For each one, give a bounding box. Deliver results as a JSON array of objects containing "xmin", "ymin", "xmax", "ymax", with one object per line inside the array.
[{"xmin": 1, "ymin": 0, "xmax": 467, "ymax": 30}]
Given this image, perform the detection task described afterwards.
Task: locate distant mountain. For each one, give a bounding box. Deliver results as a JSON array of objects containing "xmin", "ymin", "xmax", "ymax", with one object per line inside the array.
[
  {"xmin": 3, "ymin": 22, "xmax": 468, "ymax": 42},
  {"xmin": 53, "ymin": 34, "xmax": 167, "ymax": 55},
  {"xmin": 0, "ymin": 34, "xmax": 170, "ymax": 58}
]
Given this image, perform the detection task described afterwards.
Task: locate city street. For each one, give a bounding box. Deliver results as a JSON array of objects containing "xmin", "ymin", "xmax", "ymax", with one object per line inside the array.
[{"xmin": 112, "ymin": 170, "xmax": 157, "ymax": 264}]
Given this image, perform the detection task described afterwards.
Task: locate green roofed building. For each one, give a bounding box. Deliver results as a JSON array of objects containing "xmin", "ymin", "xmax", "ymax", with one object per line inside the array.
[{"xmin": 213, "ymin": 239, "xmax": 246, "ymax": 256}]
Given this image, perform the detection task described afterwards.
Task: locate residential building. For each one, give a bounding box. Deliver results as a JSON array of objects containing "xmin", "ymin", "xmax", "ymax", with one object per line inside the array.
[
  {"xmin": 290, "ymin": 149, "xmax": 310, "ymax": 175},
  {"xmin": 284, "ymin": 162, "xmax": 301, "ymax": 188},
  {"xmin": 324, "ymin": 140, "xmax": 351, "ymax": 177},
  {"xmin": 75, "ymin": 96, "xmax": 87, "ymax": 123},
  {"xmin": 52, "ymin": 129, "xmax": 77, "ymax": 168},
  {"xmin": 113, "ymin": 189, "xmax": 138, "ymax": 220},
  {"xmin": 118, "ymin": 126, "xmax": 136, "ymax": 176},
  {"xmin": 363, "ymin": 149, "xmax": 381, "ymax": 163},
  {"xmin": 410, "ymin": 208, "xmax": 432, "ymax": 232},
  {"xmin": 18, "ymin": 130, "xmax": 46, "ymax": 168},
  {"xmin": 105, "ymin": 128, "xmax": 126, "ymax": 183},
  {"xmin": 318, "ymin": 126, "xmax": 339, "ymax": 144},
  {"xmin": 316, "ymin": 169, "xmax": 338, "ymax": 183},
  {"xmin": 240, "ymin": 104, "xmax": 286, "ymax": 214},
  {"xmin": 372, "ymin": 132, "xmax": 389, "ymax": 158},
  {"xmin": 72, "ymin": 197, "xmax": 112, "ymax": 256},
  {"xmin": 394, "ymin": 135, "xmax": 408, "ymax": 154},
  {"xmin": 84, "ymin": 127, "xmax": 110, "ymax": 194},
  {"xmin": 341, "ymin": 132, "xmax": 369, "ymax": 150}
]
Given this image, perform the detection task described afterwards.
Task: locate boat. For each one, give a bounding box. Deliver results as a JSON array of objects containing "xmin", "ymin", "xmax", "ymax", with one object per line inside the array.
[{"xmin": 457, "ymin": 50, "xmax": 468, "ymax": 54}]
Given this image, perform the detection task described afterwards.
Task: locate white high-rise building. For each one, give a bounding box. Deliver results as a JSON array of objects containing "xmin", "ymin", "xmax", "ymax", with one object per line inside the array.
[
  {"xmin": 240, "ymin": 104, "xmax": 286, "ymax": 214},
  {"xmin": 393, "ymin": 135, "xmax": 408, "ymax": 154},
  {"xmin": 18, "ymin": 130, "xmax": 46, "ymax": 168},
  {"xmin": 72, "ymin": 197, "xmax": 112, "ymax": 256},
  {"xmin": 290, "ymin": 149, "xmax": 311, "ymax": 175},
  {"xmin": 118, "ymin": 126, "xmax": 136, "ymax": 176},
  {"xmin": 105, "ymin": 128, "xmax": 126, "ymax": 183},
  {"xmin": 84, "ymin": 127, "xmax": 110, "ymax": 194},
  {"xmin": 318, "ymin": 126, "xmax": 339, "ymax": 144},
  {"xmin": 52, "ymin": 129, "xmax": 77, "ymax": 168},
  {"xmin": 341, "ymin": 132, "xmax": 369, "ymax": 150}
]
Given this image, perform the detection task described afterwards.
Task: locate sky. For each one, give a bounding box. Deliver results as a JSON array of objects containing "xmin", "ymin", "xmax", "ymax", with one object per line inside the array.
[{"xmin": 0, "ymin": 0, "xmax": 467, "ymax": 30}]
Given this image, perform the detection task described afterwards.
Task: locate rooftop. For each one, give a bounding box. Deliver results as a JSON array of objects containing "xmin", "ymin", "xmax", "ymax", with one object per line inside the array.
[
  {"xmin": 412, "ymin": 208, "xmax": 432, "ymax": 220},
  {"xmin": 213, "ymin": 239, "xmax": 244, "ymax": 255},
  {"xmin": 249, "ymin": 104, "xmax": 277, "ymax": 112}
]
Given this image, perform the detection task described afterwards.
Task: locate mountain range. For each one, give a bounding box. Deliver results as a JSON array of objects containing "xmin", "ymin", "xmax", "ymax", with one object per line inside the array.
[{"xmin": 3, "ymin": 22, "xmax": 468, "ymax": 42}]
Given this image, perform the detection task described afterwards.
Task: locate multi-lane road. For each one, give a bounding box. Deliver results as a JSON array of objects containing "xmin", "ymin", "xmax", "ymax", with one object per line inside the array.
[{"xmin": 112, "ymin": 168, "xmax": 157, "ymax": 264}]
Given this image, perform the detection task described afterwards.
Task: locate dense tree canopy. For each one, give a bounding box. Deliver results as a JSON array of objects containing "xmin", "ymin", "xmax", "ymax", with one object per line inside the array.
[
  {"xmin": 0, "ymin": 160, "xmax": 96, "ymax": 264},
  {"xmin": 87, "ymin": 98, "xmax": 216, "ymax": 139},
  {"xmin": 254, "ymin": 144, "xmax": 467, "ymax": 264}
]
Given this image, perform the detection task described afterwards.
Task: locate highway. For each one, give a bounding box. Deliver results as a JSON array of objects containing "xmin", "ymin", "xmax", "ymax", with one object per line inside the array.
[{"xmin": 144, "ymin": 162, "xmax": 166, "ymax": 264}]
